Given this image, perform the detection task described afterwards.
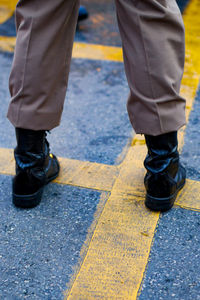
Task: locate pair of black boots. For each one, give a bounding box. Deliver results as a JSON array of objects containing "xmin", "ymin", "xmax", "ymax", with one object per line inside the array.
[{"xmin": 12, "ymin": 129, "xmax": 186, "ymax": 211}]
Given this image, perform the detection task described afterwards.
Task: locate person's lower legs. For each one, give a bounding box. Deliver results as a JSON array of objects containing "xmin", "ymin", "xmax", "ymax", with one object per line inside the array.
[
  {"xmin": 115, "ymin": 0, "xmax": 186, "ymax": 210},
  {"xmin": 8, "ymin": 0, "xmax": 79, "ymax": 208}
]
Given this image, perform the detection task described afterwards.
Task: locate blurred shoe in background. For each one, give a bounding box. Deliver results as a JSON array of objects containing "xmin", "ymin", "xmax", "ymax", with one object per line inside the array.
[{"xmin": 78, "ymin": 5, "xmax": 89, "ymax": 22}]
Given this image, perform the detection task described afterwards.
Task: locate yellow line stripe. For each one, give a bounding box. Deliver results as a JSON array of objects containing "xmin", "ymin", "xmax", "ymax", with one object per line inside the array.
[
  {"xmin": 0, "ymin": 36, "xmax": 124, "ymax": 62},
  {"xmin": 65, "ymin": 140, "xmax": 159, "ymax": 299},
  {"xmin": 0, "ymin": 6, "xmax": 13, "ymax": 24},
  {"xmin": 73, "ymin": 42, "xmax": 123, "ymax": 62},
  {"xmin": 0, "ymin": 1, "xmax": 16, "ymax": 11},
  {"xmin": 176, "ymin": 179, "xmax": 200, "ymax": 211},
  {"xmin": 1, "ymin": 146, "xmax": 199, "ymax": 212},
  {"xmin": 0, "ymin": 0, "xmax": 16, "ymax": 23},
  {"xmin": 55, "ymin": 156, "xmax": 119, "ymax": 191},
  {"xmin": 0, "ymin": 148, "xmax": 119, "ymax": 192},
  {"xmin": 66, "ymin": 1, "xmax": 200, "ymax": 298},
  {"xmin": 0, "ymin": 36, "xmax": 16, "ymax": 52},
  {"xmin": 180, "ymin": 0, "xmax": 200, "ymax": 121}
]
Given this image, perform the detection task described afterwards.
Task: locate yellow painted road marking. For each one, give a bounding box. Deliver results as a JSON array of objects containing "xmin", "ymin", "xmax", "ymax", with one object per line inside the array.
[
  {"xmin": 0, "ymin": 148, "xmax": 119, "ymax": 192},
  {"xmin": 0, "ymin": 0, "xmax": 16, "ymax": 23},
  {"xmin": 67, "ymin": 199, "xmax": 159, "ymax": 299},
  {"xmin": 65, "ymin": 141, "xmax": 158, "ymax": 299},
  {"xmin": 0, "ymin": 36, "xmax": 124, "ymax": 62},
  {"xmin": 73, "ymin": 42, "xmax": 123, "ymax": 62},
  {"xmin": 0, "ymin": 0, "xmax": 16, "ymax": 12},
  {"xmin": 176, "ymin": 179, "xmax": 200, "ymax": 211},
  {"xmin": 0, "ymin": 6, "xmax": 13, "ymax": 24},
  {"xmin": 56, "ymin": 157, "xmax": 119, "ymax": 191},
  {"xmin": 1, "ymin": 146, "xmax": 200, "ymax": 211},
  {"xmin": 0, "ymin": 36, "xmax": 16, "ymax": 52}
]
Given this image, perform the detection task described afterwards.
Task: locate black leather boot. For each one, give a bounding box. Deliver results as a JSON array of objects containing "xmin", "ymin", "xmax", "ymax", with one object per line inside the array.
[
  {"xmin": 13, "ymin": 128, "xmax": 60, "ymax": 208},
  {"xmin": 144, "ymin": 131, "xmax": 186, "ymax": 212}
]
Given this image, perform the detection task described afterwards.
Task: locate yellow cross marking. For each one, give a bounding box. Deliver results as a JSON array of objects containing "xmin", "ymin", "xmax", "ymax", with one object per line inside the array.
[{"xmin": 0, "ymin": 0, "xmax": 200, "ymax": 298}]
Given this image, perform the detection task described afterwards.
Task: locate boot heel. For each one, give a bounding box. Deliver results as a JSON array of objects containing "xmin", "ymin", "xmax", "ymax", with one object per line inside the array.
[
  {"xmin": 13, "ymin": 188, "xmax": 44, "ymax": 208},
  {"xmin": 145, "ymin": 194, "xmax": 175, "ymax": 212},
  {"xmin": 145, "ymin": 181, "xmax": 185, "ymax": 212}
]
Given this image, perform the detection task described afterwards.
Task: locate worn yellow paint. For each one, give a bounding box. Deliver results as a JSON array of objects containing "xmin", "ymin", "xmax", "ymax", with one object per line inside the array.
[
  {"xmin": 0, "ymin": 2, "xmax": 15, "ymax": 20},
  {"xmin": 0, "ymin": 0, "xmax": 16, "ymax": 11},
  {"xmin": 3, "ymin": 142, "xmax": 199, "ymax": 212},
  {"xmin": 0, "ymin": 0, "xmax": 16, "ymax": 23},
  {"xmin": 67, "ymin": 206, "xmax": 159, "ymax": 299},
  {"xmin": 0, "ymin": 36, "xmax": 16, "ymax": 52},
  {"xmin": 0, "ymin": 36, "xmax": 123, "ymax": 62},
  {"xmin": 180, "ymin": 0, "xmax": 200, "ymax": 121},
  {"xmin": 0, "ymin": 6, "xmax": 13, "ymax": 24},
  {"xmin": 176, "ymin": 179, "xmax": 200, "ymax": 211},
  {"xmin": 72, "ymin": 42, "xmax": 123, "ymax": 62},
  {"xmin": 55, "ymin": 157, "xmax": 119, "ymax": 192},
  {"xmin": 0, "ymin": 148, "xmax": 15, "ymax": 175},
  {"xmin": 66, "ymin": 191, "xmax": 110, "ymax": 297},
  {"xmin": 66, "ymin": 142, "xmax": 159, "ymax": 299},
  {"xmin": 0, "ymin": 147, "xmax": 119, "ymax": 192}
]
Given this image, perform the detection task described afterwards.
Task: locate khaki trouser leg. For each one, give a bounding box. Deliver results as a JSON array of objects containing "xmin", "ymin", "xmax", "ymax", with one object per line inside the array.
[
  {"xmin": 7, "ymin": 0, "xmax": 79, "ymax": 130},
  {"xmin": 115, "ymin": 0, "xmax": 186, "ymax": 135}
]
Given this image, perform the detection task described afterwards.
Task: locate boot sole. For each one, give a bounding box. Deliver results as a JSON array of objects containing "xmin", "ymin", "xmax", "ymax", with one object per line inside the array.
[
  {"xmin": 13, "ymin": 187, "xmax": 44, "ymax": 209},
  {"xmin": 145, "ymin": 180, "xmax": 186, "ymax": 212},
  {"xmin": 12, "ymin": 172, "xmax": 59, "ymax": 209}
]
